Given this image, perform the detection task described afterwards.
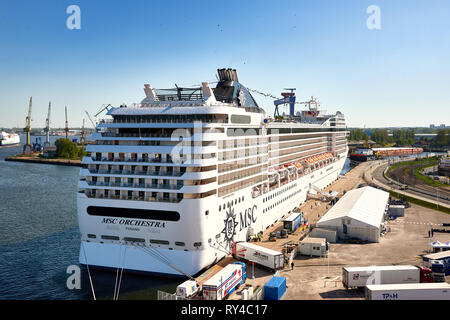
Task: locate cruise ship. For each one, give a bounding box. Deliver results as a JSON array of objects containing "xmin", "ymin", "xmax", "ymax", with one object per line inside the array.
[
  {"xmin": 0, "ymin": 132, "xmax": 20, "ymax": 146},
  {"xmin": 77, "ymin": 69, "xmax": 348, "ymax": 277}
]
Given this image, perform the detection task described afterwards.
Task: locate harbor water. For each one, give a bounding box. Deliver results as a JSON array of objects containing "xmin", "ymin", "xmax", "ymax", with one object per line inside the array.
[
  {"xmin": 0, "ymin": 137, "xmax": 353, "ymax": 300},
  {"xmin": 0, "ymin": 138, "xmax": 179, "ymax": 300}
]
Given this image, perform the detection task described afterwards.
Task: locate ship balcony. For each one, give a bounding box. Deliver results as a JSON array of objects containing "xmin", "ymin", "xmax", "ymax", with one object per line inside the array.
[
  {"xmin": 98, "ymin": 117, "xmax": 228, "ymax": 125},
  {"xmin": 84, "ymin": 167, "xmax": 184, "ymax": 176},
  {"xmin": 82, "ymin": 191, "xmax": 183, "ymax": 203},
  {"xmin": 80, "ymin": 168, "xmax": 217, "ymax": 181},
  {"xmin": 83, "ymin": 156, "xmax": 218, "ymax": 167},
  {"xmin": 82, "ymin": 180, "xmax": 184, "ymax": 190}
]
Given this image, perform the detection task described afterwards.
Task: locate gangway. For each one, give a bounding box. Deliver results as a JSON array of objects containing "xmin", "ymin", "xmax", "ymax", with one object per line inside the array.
[{"xmin": 308, "ymin": 184, "xmax": 338, "ymax": 201}]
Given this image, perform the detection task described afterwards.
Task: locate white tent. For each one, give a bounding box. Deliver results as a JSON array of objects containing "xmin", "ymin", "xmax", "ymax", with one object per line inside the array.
[
  {"xmin": 316, "ymin": 186, "xmax": 389, "ymax": 242},
  {"xmin": 428, "ymin": 241, "xmax": 450, "ymax": 253}
]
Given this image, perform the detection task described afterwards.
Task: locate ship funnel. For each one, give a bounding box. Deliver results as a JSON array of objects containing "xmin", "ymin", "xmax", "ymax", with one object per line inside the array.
[{"xmin": 217, "ymin": 68, "xmax": 239, "ymax": 82}]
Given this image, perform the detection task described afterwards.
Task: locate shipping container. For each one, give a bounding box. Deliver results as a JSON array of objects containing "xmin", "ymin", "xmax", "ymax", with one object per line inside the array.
[
  {"xmin": 232, "ymin": 242, "xmax": 284, "ymax": 271},
  {"xmin": 310, "ymin": 228, "xmax": 337, "ymax": 243},
  {"xmin": 202, "ymin": 262, "xmax": 246, "ymax": 300},
  {"xmin": 283, "ymin": 213, "xmax": 302, "ymax": 232},
  {"xmin": 388, "ymin": 205, "xmax": 405, "ymax": 217},
  {"xmin": 342, "ymin": 265, "xmax": 432, "ymax": 289},
  {"xmin": 299, "ymin": 237, "xmax": 327, "ymax": 257},
  {"xmin": 365, "ymin": 283, "xmax": 450, "ymax": 300},
  {"xmin": 264, "ymin": 276, "xmax": 286, "ymax": 300}
]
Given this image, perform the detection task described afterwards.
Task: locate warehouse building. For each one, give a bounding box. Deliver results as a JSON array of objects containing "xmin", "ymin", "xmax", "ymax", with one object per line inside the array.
[{"xmin": 316, "ymin": 186, "xmax": 389, "ymax": 243}]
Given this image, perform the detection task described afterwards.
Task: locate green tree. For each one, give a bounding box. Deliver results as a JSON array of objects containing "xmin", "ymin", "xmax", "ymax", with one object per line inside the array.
[
  {"xmin": 432, "ymin": 129, "xmax": 449, "ymax": 147},
  {"xmin": 55, "ymin": 138, "xmax": 86, "ymax": 159}
]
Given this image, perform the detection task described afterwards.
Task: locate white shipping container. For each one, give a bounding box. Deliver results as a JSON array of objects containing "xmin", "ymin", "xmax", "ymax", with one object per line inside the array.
[
  {"xmin": 343, "ymin": 265, "xmax": 420, "ymax": 288},
  {"xmin": 310, "ymin": 228, "xmax": 337, "ymax": 243},
  {"xmin": 366, "ymin": 283, "xmax": 450, "ymax": 300},
  {"xmin": 299, "ymin": 237, "xmax": 327, "ymax": 257},
  {"xmin": 233, "ymin": 242, "xmax": 284, "ymax": 271}
]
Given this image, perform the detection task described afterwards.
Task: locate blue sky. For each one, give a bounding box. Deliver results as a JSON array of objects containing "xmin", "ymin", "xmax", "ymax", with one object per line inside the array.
[{"xmin": 0, "ymin": 0, "xmax": 449, "ymax": 128}]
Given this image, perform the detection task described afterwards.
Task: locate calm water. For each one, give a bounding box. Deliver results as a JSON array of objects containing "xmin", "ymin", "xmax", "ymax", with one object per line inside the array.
[
  {"xmin": 0, "ymin": 140, "xmax": 179, "ymax": 300},
  {"xmin": 0, "ymin": 137, "xmax": 352, "ymax": 300}
]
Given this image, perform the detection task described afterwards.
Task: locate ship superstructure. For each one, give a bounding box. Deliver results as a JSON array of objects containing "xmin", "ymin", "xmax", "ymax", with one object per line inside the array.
[{"xmin": 77, "ymin": 69, "xmax": 348, "ymax": 276}]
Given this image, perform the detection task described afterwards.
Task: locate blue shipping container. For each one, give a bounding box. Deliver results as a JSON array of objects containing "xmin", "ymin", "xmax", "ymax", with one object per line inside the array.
[{"xmin": 264, "ymin": 276, "xmax": 286, "ymax": 300}]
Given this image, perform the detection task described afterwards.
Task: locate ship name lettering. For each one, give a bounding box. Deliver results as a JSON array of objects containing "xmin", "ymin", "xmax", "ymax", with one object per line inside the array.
[
  {"xmin": 102, "ymin": 218, "xmax": 165, "ymax": 228},
  {"xmin": 239, "ymin": 205, "xmax": 257, "ymax": 231}
]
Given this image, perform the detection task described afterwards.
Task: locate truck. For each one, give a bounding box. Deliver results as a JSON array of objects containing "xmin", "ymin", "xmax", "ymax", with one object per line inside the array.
[
  {"xmin": 430, "ymin": 261, "xmax": 446, "ymax": 282},
  {"xmin": 202, "ymin": 262, "xmax": 246, "ymax": 300},
  {"xmin": 176, "ymin": 280, "xmax": 199, "ymax": 299},
  {"xmin": 365, "ymin": 283, "xmax": 450, "ymax": 300},
  {"xmin": 232, "ymin": 241, "xmax": 284, "ymax": 271},
  {"xmin": 283, "ymin": 212, "xmax": 302, "ymax": 232},
  {"xmin": 342, "ymin": 265, "xmax": 434, "ymax": 289}
]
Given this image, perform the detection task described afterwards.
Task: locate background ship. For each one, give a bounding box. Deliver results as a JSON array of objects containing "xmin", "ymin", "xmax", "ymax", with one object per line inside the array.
[{"xmin": 0, "ymin": 132, "xmax": 20, "ymax": 146}]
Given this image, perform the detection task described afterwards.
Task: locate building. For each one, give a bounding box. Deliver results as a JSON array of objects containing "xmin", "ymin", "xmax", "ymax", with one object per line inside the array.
[
  {"xmin": 438, "ymin": 157, "xmax": 450, "ymax": 177},
  {"xmin": 316, "ymin": 186, "xmax": 389, "ymax": 243}
]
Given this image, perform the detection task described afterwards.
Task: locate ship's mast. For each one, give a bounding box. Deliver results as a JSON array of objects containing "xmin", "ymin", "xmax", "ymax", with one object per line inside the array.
[
  {"xmin": 65, "ymin": 106, "xmax": 69, "ymax": 140},
  {"xmin": 23, "ymin": 97, "xmax": 33, "ymax": 154},
  {"xmin": 44, "ymin": 101, "xmax": 51, "ymax": 148}
]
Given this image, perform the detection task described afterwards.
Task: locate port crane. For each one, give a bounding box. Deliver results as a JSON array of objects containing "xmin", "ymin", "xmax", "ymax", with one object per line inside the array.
[
  {"xmin": 44, "ymin": 101, "xmax": 51, "ymax": 149},
  {"xmin": 23, "ymin": 97, "xmax": 33, "ymax": 154},
  {"xmin": 65, "ymin": 106, "xmax": 69, "ymax": 140},
  {"xmin": 273, "ymin": 88, "xmax": 296, "ymax": 117},
  {"xmin": 94, "ymin": 104, "xmax": 113, "ymax": 117},
  {"xmin": 85, "ymin": 110, "xmax": 97, "ymax": 131},
  {"xmin": 80, "ymin": 119, "xmax": 86, "ymax": 145}
]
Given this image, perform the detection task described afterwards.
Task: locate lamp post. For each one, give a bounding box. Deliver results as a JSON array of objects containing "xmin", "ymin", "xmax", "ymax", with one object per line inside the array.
[
  {"xmin": 436, "ymin": 187, "xmax": 439, "ymax": 209},
  {"xmin": 327, "ymin": 241, "xmax": 330, "ymax": 278}
]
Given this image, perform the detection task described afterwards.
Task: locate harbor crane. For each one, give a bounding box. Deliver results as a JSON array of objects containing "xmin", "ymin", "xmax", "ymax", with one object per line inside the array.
[
  {"xmin": 44, "ymin": 101, "xmax": 51, "ymax": 148},
  {"xmin": 273, "ymin": 88, "xmax": 296, "ymax": 118},
  {"xmin": 80, "ymin": 119, "xmax": 86, "ymax": 145},
  {"xmin": 85, "ymin": 110, "xmax": 98, "ymax": 131},
  {"xmin": 65, "ymin": 106, "xmax": 69, "ymax": 140},
  {"xmin": 23, "ymin": 97, "xmax": 33, "ymax": 154},
  {"xmin": 94, "ymin": 104, "xmax": 113, "ymax": 117}
]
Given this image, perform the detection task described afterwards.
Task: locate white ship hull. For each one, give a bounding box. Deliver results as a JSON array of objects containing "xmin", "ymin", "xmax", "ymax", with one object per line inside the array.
[
  {"xmin": 78, "ymin": 154, "xmax": 347, "ymax": 276},
  {"xmin": 77, "ymin": 69, "xmax": 349, "ymax": 277},
  {"xmin": 0, "ymin": 133, "xmax": 20, "ymax": 146}
]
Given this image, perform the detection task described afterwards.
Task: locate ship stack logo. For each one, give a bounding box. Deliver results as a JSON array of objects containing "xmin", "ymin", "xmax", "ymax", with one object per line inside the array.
[{"xmin": 222, "ymin": 208, "xmax": 238, "ymax": 249}]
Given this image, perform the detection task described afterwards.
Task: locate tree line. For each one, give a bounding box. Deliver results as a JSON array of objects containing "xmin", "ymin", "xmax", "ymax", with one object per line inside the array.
[{"xmin": 348, "ymin": 128, "xmax": 449, "ymax": 148}]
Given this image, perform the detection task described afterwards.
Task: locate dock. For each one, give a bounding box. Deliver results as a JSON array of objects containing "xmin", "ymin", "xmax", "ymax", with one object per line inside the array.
[{"xmin": 5, "ymin": 155, "xmax": 82, "ymax": 167}]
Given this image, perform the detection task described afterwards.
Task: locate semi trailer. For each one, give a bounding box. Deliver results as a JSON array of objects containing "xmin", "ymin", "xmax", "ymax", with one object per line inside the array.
[
  {"xmin": 342, "ymin": 265, "xmax": 434, "ymax": 289},
  {"xmin": 202, "ymin": 262, "xmax": 246, "ymax": 300},
  {"xmin": 365, "ymin": 282, "xmax": 450, "ymax": 300},
  {"xmin": 232, "ymin": 241, "xmax": 284, "ymax": 271}
]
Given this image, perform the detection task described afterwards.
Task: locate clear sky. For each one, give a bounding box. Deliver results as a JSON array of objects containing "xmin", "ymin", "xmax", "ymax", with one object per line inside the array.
[{"xmin": 0, "ymin": 0, "xmax": 449, "ymax": 128}]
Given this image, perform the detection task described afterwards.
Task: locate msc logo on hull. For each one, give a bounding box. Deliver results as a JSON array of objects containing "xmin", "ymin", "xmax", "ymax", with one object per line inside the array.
[{"xmin": 221, "ymin": 205, "xmax": 257, "ymax": 249}]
